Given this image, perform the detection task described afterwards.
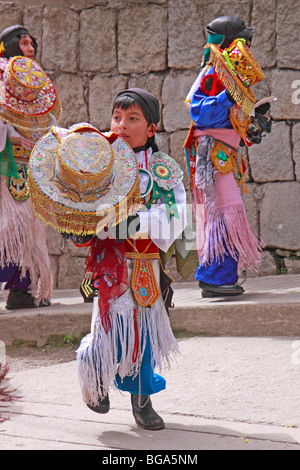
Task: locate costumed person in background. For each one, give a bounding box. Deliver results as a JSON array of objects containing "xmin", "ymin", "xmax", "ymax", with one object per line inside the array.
[
  {"xmin": 0, "ymin": 25, "xmax": 61, "ymax": 309},
  {"xmin": 184, "ymin": 15, "xmax": 272, "ymax": 298},
  {"xmin": 28, "ymin": 88, "xmax": 187, "ymax": 430}
]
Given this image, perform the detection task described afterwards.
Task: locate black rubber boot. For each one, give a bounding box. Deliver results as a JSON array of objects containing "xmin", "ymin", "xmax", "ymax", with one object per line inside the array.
[
  {"xmin": 199, "ymin": 281, "xmax": 244, "ymax": 297},
  {"xmin": 87, "ymin": 395, "xmax": 110, "ymax": 414},
  {"xmin": 131, "ymin": 394, "xmax": 164, "ymax": 430},
  {"xmin": 5, "ymin": 289, "xmax": 51, "ymax": 310}
]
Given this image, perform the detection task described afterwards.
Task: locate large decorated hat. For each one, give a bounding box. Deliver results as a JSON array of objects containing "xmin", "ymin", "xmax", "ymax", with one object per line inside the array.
[
  {"xmin": 0, "ymin": 55, "xmax": 61, "ymax": 132},
  {"xmin": 27, "ymin": 124, "xmax": 140, "ymax": 235},
  {"xmin": 209, "ymin": 38, "xmax": 264, "ymax": 115}
]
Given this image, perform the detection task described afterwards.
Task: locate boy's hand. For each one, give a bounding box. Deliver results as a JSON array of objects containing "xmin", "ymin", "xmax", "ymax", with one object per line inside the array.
[
  {"xmin": 61, "ymin": 232, "xmax": 93, "ymax": 245},
  {"xmin": 115, "ymin": 214, "xmax": 140, "ymax": 242},
  {"xmin": 71, "ymin": 234, "xmax": 94, "ymax": 245}
]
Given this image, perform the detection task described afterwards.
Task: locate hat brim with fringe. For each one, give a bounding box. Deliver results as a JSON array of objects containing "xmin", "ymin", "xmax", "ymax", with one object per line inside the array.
[{"xmin": 27, "ymin": 124, "xmax": 141, "ymax": 235}]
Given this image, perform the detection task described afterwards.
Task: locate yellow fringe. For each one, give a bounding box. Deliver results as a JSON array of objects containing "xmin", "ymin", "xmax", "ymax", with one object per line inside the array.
[
  {"xmin": 209, "ymin": 46, "xmax": 256, "ymax": 116},
  {"xmin": 27, "ymin": 171, "xmax": 140, "ymax": 236},
  {"xmin": 0, "ymin": 99, "xmax": 62, "ymax": 133}
]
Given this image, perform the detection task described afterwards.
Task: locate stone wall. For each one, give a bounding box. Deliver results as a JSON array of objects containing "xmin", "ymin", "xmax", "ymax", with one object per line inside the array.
[{"xmin": 1, "ymin": 0, "xmax": 299, "ymax": 287}]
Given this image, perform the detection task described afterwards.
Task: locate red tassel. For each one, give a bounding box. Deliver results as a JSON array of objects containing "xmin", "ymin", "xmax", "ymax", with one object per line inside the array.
[
  {"xmin": 132, "ymin": 308, "xmax": 139, "ymax": 363},
  {"xmin": 100, "ymin": 314, "xmax": 111, "ymax": 335},
  {"xmin": 210, "ymin": 71, "xmax": 219, "ymax": 96}
]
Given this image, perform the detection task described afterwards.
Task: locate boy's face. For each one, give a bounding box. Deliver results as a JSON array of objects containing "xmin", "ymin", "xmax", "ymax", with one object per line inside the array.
[{"xmin": 111, "ymin": 103, "xmax": 156, "ymax": 150}]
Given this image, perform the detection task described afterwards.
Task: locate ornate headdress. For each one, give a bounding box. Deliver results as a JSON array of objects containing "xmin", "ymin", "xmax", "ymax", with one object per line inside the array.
[{"xmin": 0, "ymin": 56, "xmax": 61, "ymax": 133}]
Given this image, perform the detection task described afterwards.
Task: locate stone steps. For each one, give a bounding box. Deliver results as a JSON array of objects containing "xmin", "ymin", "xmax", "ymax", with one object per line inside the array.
[{"xmin": 0, "ymin": 275, "xmax": 299, "ymax": 347}]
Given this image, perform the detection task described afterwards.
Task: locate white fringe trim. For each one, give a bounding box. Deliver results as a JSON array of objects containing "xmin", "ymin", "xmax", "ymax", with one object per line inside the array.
[
  {"xmin": 76, "ymin": 289, "xmax": 179, "ymax": 406},
  {"xmin": 0, "ymin": 177, "xmax": 53, "ymax": 302}
]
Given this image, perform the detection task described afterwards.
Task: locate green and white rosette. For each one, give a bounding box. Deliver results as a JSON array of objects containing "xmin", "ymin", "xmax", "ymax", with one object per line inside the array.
[{"xmin": 147, "ymin": 152, "xmax": 183, "ymax": 221}]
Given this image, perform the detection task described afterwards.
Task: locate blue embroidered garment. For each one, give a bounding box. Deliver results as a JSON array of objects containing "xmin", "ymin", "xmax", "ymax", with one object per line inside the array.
[{"xmin": 190, "ymin": 67, "xmax": 234, "ymax": 130}]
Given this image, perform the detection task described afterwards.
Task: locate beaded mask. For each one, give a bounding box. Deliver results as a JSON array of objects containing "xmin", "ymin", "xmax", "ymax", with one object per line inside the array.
[{"xmin": 209, "ymin": 38, "xmax": 264, "ymax": 115}]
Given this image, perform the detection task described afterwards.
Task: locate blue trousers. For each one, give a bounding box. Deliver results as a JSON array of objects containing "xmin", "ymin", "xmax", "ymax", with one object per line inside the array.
[
  {"xmin": 0, "ymin": 264, "xmax": 31, "ymax": 291},
  {"xmin": 116, "ymin": 333, "xmax": 166, "ymax": 396},
  {"xmin": 196, "ymin": 252, "xmax": 238, "ymax": 285}
]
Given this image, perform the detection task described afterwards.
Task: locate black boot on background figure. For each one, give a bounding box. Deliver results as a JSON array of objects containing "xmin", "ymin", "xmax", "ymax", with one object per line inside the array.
[{"xmin": 5, "ymin": 289, "xmax": 51, "ymax": 310}]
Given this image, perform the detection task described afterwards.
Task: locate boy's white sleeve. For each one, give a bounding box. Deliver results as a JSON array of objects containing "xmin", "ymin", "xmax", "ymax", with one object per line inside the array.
[{"xmin": 137, "ymin": 181, "xmax": 187, "ymax": 252}]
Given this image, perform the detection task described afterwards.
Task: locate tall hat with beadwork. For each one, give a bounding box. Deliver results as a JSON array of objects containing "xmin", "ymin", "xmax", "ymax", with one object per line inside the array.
[
  {"xmin": 27, "ymin": 123, "xmax": 140, "ymax": 235},
  {"xmin": 0, "ymin": 55, "xmax": 61, "ymax": 133},
  {"xmin": 185, "ymin": 15, "xmax": 255, "ymax": 106}
]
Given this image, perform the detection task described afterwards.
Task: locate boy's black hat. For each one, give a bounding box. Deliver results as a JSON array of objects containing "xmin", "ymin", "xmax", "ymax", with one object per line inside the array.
[{"xmin": 116, "ymin": 88, "xmax": 160, "ymax": 125}]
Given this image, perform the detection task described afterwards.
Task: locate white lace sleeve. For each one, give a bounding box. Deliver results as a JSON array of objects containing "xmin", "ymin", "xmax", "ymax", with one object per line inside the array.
[{"xmin": 137, "ymin": 181, "xmax": 187, "ymax": 252}]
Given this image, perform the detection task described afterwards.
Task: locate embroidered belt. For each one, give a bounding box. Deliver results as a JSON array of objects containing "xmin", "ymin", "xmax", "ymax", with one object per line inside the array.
[{"xmin": 125, "ymin": 238, "xmax": 160, "ymax": 259}]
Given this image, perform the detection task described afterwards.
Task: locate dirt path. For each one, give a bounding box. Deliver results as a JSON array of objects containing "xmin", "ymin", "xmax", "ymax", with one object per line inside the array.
[{"xmin": 4, "ymin": 345, "xmax": 76, "ymax": 372}]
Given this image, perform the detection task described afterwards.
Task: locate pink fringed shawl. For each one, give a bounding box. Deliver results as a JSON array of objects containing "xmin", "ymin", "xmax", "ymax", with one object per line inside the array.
[
  {"xmin": 193, "ymin": 128, "xmax": 262, "ymax": 272},
  {"xmin": 0, "ymin": 176, "xmax": 53, "ymax": 303}
]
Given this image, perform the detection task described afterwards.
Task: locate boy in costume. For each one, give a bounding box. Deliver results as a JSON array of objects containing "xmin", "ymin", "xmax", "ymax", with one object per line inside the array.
[
  {"xmin": 75, "ymin": 88, "xmax": 187, "ymax": 430},
  {"xmin": 27, "ymin": 89, "xmax": 186, "ymax": 430},
  {"xmin": 185, "ymin": 16, "xmax": 271, "ymax": 298},
  {"xmin": 0, "ymin": 25, "xmax": 61, "ymax": 309}
]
